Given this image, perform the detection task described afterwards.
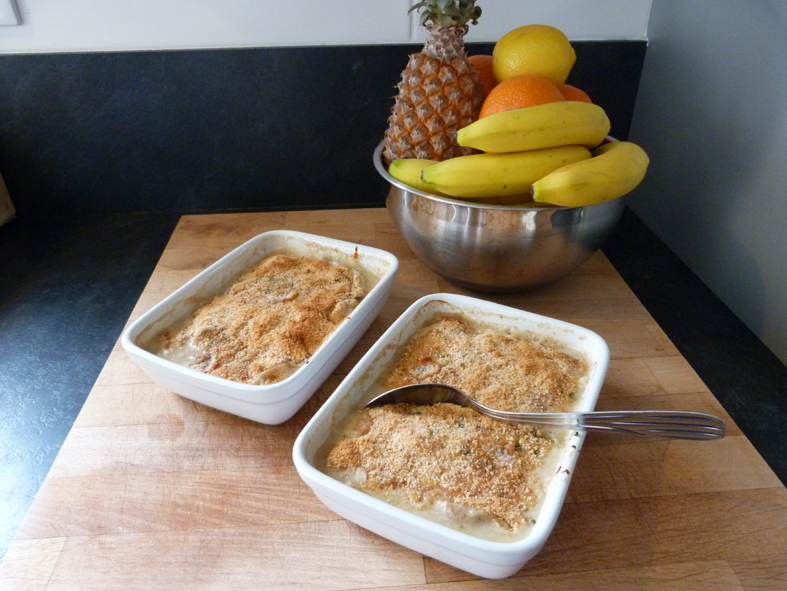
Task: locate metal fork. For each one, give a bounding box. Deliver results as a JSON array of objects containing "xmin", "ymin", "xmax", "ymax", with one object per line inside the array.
[{"xmin": 365, "ymin": 383, "xmax": 726, "ymax": 441}]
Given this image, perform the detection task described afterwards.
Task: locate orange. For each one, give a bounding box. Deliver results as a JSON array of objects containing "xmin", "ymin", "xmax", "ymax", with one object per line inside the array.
[
  {"xmin": 478, "ymin": 74, "xmax": 564, "ymax": 118},
  {"xmin": 559, "ymin": 83, "xmax": 592, "ymax": 103},
  {"xmin": 492, "ymin": 24, "xmax": 576, "ymax": 86},
  {"xmin": 468, "ymin": 54, "xmax": 497, "ymax": 99}
]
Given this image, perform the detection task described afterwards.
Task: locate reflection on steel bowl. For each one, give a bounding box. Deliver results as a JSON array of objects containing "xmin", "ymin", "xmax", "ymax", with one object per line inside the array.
[{"xmin": 374, "ymin": 142, "xmax": 625, "ymax": 292}]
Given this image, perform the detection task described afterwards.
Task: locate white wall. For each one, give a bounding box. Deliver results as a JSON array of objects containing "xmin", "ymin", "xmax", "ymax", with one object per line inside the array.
[
  {"xmin": 628, "ymin": 0, "xmax": 787, "ymax": 365},
  {"xmin": 0, "ymin": 0, "xmax": 650, "ymax": 53}
]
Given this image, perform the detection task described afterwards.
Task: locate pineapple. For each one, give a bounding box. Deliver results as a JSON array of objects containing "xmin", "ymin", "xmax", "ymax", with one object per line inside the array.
[{"xmin": 382, "ymin": 0, "xmax": 484, "ymax": 165}]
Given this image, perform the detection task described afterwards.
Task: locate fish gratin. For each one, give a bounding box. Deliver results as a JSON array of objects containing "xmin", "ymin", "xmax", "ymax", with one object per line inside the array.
[
  {"xmin": 322, "ymin": 313, "xmax": 588, "ymax": 541},
  {"xmin": 155, "ymin": 253, "xmax": 367, "ymax": 385}
]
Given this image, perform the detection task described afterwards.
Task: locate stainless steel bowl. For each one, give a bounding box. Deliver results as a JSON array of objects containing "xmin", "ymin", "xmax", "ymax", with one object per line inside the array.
[{"xmin": 374, "ymin": 142, "xmax": 626, "ymax": 292}]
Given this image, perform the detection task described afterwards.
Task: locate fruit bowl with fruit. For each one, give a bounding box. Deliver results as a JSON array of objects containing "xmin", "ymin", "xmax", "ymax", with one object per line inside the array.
[
  {"xmin": 377, "ymin": 1, "xmax": 648, "ymax": 292},
  {"xmin": 375, "ymin": 140, "xmax": 626, "ymax": 292}
]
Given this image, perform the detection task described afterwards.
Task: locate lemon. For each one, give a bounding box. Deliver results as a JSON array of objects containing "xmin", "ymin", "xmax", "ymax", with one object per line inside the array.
[{"xmin": 492, "ymin": 25, "xmax": 576, "ymax": 86}]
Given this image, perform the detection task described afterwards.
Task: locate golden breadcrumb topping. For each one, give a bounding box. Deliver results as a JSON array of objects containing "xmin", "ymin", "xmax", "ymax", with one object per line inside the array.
[
  {"xmin": 325, "ymin": 314, "xmax": 587, "ymax": 534},
  {"xmin": 157, "ymin": 254, "xmax": 366, "ymax": 384},
  {"xmin": 327, "ymin": 403, "xmax": 552, "ymax": 531},
  {"xmin": 382, "ymin": 314, "xmax": 585, "ymax": 412}
]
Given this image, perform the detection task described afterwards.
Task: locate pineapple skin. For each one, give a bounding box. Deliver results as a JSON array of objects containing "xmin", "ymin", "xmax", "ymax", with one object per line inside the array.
[{"xmin": 383, "ymin": 26, "xmax": 483, "ymax": 165}]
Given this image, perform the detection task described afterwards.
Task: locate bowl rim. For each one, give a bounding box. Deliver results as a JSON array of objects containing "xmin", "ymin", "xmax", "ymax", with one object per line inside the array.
[{"xmin": 374, "ymin": 139, "xmax": 615, "ymax": 212}]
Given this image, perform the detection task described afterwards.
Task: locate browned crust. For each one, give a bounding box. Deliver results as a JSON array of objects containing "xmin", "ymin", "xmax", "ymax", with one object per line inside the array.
[
  {"xmin": 382, "ymin": 314, "xmax": 586, "ymax": 413},
  {"xmin": 158, "ymin": 254, "xmax": 366, "ymax": 384},
  {"xmin": 327, "ymin": 403, "xmax": 552, "ymax": 530}
]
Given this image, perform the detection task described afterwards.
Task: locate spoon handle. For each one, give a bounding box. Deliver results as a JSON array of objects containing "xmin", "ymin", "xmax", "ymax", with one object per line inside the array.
[{"xmin": 474, "ymin": 407, "xmax": 726, "ymax": 440}]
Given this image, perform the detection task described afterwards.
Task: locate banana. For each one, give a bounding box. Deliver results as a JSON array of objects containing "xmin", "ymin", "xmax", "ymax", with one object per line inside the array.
[
  {"xmin": 531, "ymin": 141, "xmax": 649, "ymax": 207},
  {"xmin": 420, "ymin": 145, "xmax": 591, "ymax": 198},
  {"xmin": 388, "ymin": 158, "xmax": 443, "ymax": 194},
  {"xmin": 457, "ymin": 101, "xmax": 611, "ymax": 153}
]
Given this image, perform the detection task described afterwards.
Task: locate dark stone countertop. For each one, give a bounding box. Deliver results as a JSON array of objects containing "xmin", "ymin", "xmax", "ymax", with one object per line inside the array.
[{"xmin": 1, "ymin": 206, "xmax": 786, "ymax": 563}]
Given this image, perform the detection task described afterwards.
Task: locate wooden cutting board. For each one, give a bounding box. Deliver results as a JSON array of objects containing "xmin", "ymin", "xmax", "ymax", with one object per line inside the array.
[{"xmin": 2, "ymin": 209, "xmax": 785, "ymax": 591}]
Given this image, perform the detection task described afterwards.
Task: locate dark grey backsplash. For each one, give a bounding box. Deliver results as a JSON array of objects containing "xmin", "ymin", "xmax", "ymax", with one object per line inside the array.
[{"xmin": 0, "ymin": 41, "xmax": 645, "ymax": 217}]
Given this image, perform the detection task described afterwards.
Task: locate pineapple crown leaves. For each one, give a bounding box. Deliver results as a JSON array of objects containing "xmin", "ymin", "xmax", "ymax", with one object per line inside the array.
[{"xmin": 409, "ymin": 0, "xmax": 482, "ymax": 29}]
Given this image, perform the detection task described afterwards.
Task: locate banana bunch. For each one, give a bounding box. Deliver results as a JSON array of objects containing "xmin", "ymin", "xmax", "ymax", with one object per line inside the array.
[
  {"xmin": 409, "ymin": 145, "xmax": 590, "ymax": 198},
  {"xmin": 387, "ymin": 101, "xmax": 649, "ymax": 207}
]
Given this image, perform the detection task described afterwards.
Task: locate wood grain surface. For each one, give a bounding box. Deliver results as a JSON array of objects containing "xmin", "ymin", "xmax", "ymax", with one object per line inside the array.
[{"xmin": 2, "ymin": 209, "xmax": 786, "ymax": 590}]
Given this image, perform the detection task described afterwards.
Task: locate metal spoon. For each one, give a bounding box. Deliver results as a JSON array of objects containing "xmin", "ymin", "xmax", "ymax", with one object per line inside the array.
[{"xmin": 365, "ymin": 383, "xmax": 726, "ymax": 441}]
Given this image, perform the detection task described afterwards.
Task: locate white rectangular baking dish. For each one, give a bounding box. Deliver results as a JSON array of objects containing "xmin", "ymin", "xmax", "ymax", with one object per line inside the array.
[
  {"xmin": 122, "ymin": 230, "xmax": 398, "ymax": 425},
  {"xmin": 293, "ymin": 293, "xmax": 609, "ymax": 578}
]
